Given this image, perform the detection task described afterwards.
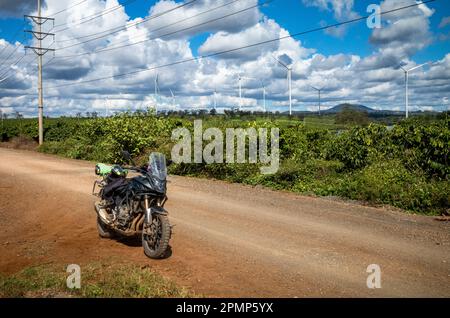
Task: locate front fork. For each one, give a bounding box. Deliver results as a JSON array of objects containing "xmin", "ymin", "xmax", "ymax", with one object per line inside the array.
[
  {"xmin": 144, "ymin": 195, "xmax": 151, "ymax": 223},
  {"xmin": 143, "ymin": 195, "xmax": 168, "ymax": 222}
]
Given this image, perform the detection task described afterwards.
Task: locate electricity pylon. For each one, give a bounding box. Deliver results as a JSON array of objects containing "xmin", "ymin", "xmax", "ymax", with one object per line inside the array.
[{"xmin": 24, "ymin": 0, "xmax": 55, "ymax": 145}]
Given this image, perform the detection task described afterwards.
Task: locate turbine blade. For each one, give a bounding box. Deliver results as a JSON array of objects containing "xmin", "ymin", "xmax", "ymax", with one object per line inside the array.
[
  {"xmin": 272, "ymin": 55, "xmax": 288, "ymax": 69},
  {"xmin": 408, "ymin": 62, "xmax": 429, "ymax": 72}
]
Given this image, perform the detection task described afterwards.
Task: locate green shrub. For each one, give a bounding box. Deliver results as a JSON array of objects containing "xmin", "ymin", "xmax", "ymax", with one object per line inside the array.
[
  {"xmin": 3, "ymin": 114, "xmax": 448, "ymax": 215},
  {"xmin": 339, "ymin": 159, "xmax": 449, "ymax": 214}
]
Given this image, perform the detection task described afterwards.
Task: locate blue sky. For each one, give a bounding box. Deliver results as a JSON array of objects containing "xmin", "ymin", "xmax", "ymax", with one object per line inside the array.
[
  {"xmin": 126, "ymin": 0, "xmax": 450, "ymax": 62},
  {"xmin": 0, "ymin": 0, "xmax": 449, "ymax": 115},
  {"xmin": 1, "ymin": 0, "xmax": 448, "ymax": 61}
]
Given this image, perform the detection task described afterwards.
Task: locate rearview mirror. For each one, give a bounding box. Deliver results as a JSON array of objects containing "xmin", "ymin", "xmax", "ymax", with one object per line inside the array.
[
  {"xmin": 122, "ymin": 150, "xmax": 131, "ymax": 160},
  {"xmin": 121, "ymin": 150, "xmax": 136, "ymax": 166}
]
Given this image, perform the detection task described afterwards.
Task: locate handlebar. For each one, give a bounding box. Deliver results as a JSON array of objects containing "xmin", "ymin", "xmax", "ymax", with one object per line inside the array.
[{"xmin": 122, "ymin": 165, "xmax": 148, "ymax": 173}]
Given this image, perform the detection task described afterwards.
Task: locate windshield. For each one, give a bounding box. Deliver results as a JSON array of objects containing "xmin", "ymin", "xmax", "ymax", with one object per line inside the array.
[{"xmin": 148, "ymin": 152, "xmax": 167, "ymax": 180}]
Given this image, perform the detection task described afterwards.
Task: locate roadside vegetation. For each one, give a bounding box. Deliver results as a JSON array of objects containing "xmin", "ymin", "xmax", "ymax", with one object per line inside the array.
[
  {"xmin": 0, "ymin": 261, "xmax": 191, "ymax": 298},
  {"xmin": 1, "ymin": 109, "xmax": 448, "ymax": 215}
]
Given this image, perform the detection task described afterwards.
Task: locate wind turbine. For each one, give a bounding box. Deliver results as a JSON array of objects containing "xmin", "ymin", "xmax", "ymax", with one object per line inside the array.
[
  {"xmin": 237, "ymin": 74, "xmax": 255, "ymax": 110},
  {"xmin": 242, "ymin": 77, "xmax": 268, "ymax": 112},
  {"xmin": 310, "ymin": 85, "xmax": 323, "ymax": 116},
  {"xmin": 169, "ymin": 89, "xmax": 175, "ymax": 108},
  {"xmin": 237, "ymin": 74, "xmax": 243, "ymax": 110},
  {"xmin": 213, "ymin": 87, "xmax": 217, "ymax": 109},
  {"xmin": 154, "ymin": 74, "xmax": 160, "ymax": 115},
  {"xmin": 105, "ymin": 96, "xmax": 111, "ymax": 117},
  {"xmin": 273, "ymin": 55, "xmax": 293, "ymax": 115},
  {"xmin": 260, "ymin": 80, "xmax": 266, "ymax": 112},
  {"xmin": 399, "ymin": 62, "xmax": 429, "ymax": 118}
]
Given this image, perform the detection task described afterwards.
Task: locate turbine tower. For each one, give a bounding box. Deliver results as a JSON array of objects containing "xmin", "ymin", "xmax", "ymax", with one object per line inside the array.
[
  {"xmin": 237, "ymin": 74, "xmax": 255, "ymax": 111},
  {"xmin": 105, "ymin": 96, "xmax": 110, "ymax": 117},
  {"xmin": 213, "ymin": 87, "xmax": 217, "ymax": 109},
  {"xmin": 169, "ymin": 89, "xmax": 175, "ymax": 108},
  {"xmin": 237, "ymin": 74, "xmax": 243, "ymax": 110},
  {"xmin": 260, "ymin": 80, "xmax": 266, "ymax": 112},
  {"xmin": 310, "ymin": 85, "xmax": 323, "ymax": 116},
  {"xmin": 399, "ymin": 62, "xmax": 429, "ymax": 118},
  {"xmin": 154, "ymin": 74, "xmax": 160, "ymax": 115},
  {"xmin": 273, "ymin": 56, "xmax": 293, "ymax": 115}
]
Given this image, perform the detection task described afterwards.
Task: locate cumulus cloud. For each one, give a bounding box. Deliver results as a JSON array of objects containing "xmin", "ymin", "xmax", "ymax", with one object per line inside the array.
[
  {"xmin": 0, "ymin": 0, "xmax": 39, "ymax": 18},
  {"xmin": 146, "ymin": 0, "xmax": 262, "ymax": 39},
  {"xmin": 370, "ymin": 0, "xmax": 434, "ymax": 59},
  {"xmin": 0, "ymin": 0, "xmax": 448, "ymax": 116},
  {"xmin": 302, "ymin": 0, "xmax": 359, "ymax": 37},
  {"xmin": 198, "ymin": 18, "xmax": 283, "ymax": 60}
]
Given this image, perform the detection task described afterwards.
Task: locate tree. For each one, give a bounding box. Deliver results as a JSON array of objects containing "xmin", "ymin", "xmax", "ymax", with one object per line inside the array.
[{"xmin": 335, "ymin": 107, "xmax": 369, "ymax": 126}]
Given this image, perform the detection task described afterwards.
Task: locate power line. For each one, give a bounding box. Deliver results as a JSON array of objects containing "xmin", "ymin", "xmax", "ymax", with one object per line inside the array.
[
  {"xmin": 24, "ymin": 1, "xmax": 55, "ymax": 146},
  {"xmin": 53, "ymin": 0, "xmax": 139, "ymax": 31},
  {"xmin": 0, "ymin": 56, "xmax": 54, "ymax": 85},
  {"xmin": 0, "ymin": 42, "xmax": 55, "ymax": 82},
  {"xmin": 0, "ymin": 43, "xmax": 23, "ymax": 72},
  {"xmin": 0, "ymin": 24, "xmax": 26, "ymax": 68},
  {"xmin": 0, "ymin": 54, "xmax": 26, "ymax": 79},
  {"xmin": 48, "ymin": 0, "xmax": 89, "ymax": 17},
  {"xmin": 55, "ymin": 0, "xmax": 199, "ymax": 48},
  {"xmin": 0, "ymin": 41, "xmax": 19, "ymax": 62},
  {"xmin": 0, "ymin": 41, "xmax": 55, "ymax": 84},
  {"xmin": 57, "ymin": 0, "xmax": 236, "ymax": 44},
  {"xmin": 0, "ymin": 24, "xmax": 25, "ymax": 60},
  {"xmin": 40, "ymin": 0, "xmax": 435, "ymax": 92},
  {"xmin": 52, "ymin": 0, "xmax": 258, "ymax": 61}
]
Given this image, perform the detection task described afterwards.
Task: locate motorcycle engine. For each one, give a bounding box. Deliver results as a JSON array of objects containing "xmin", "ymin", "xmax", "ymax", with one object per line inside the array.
[{"xmin": 112, "ymin": 203, "xmax": 133, "ymax": 228}]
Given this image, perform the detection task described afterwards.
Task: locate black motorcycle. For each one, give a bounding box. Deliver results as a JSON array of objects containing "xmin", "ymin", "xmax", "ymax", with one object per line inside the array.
[{"xmin": 92, "ymin": 151, "xmax": 172, "ymax": 259}]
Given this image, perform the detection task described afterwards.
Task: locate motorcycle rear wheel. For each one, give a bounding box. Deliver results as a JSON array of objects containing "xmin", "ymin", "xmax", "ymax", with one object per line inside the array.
[{"xmin": 142, "ymin": 214, "xmax": 171, "ymax": 259}]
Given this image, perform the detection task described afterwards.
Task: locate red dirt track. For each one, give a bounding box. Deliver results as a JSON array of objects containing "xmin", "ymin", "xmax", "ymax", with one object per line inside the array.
[{"xmin": 0, "ymin": 148, "xmax": 449, "ymax": 297}]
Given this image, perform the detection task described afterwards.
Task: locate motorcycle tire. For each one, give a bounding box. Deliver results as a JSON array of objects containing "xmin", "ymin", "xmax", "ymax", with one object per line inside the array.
[
  {"xmin": 142, "ymin": 214, "xmax": 171, "ymax": 259},
  {"xmin": 97, "ymin": 217, "xmax": 115, "ymax": 238}
]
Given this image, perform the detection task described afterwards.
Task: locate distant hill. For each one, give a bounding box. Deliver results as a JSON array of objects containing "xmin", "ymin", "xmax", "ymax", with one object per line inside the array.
[{"xmin": 324, "ymin": 103, "xmax": 376, "ymax": 114}]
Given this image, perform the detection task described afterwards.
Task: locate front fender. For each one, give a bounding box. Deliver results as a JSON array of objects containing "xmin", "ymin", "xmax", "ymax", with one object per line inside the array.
[
  {"xmin": 145, "ymin": 206, "xmax": 168, "ymax": 222},
  {"xmin": 151, "ymin": 206, "xmax": 168, "ymax": 215}
]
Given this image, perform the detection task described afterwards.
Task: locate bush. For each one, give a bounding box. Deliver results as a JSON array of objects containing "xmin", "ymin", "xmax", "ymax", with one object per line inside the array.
[
  {"xmin": 339, "ymin": 160, "xmax": 449, "ymax": 214},
  {"xmin": 2, "ymin": 114, "xmax": 448, "ymax": 215},
  {"xmin": 335, "ymin": 107, "xmax": 370, "ymax": 126}
]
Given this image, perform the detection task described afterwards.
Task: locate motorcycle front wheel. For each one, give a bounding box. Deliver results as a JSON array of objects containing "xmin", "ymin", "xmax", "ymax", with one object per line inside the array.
[{"xmin": 142, "ymin": 214, "xmax": 171, "ymax": 259}]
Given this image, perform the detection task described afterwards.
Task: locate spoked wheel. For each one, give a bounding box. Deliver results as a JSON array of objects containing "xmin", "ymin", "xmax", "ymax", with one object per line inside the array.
[{"xmin": 142, "ymin": 214, "xmax": 171, "ymax": 259}]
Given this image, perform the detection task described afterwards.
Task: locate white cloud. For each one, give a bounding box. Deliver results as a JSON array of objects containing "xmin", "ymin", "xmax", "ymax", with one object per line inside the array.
[
  {"xmin": 199, "ymin": 18, "xmax": 280, "ymax": 61},
  {"xmin": 0, "ymin": 0, "xmax": 448, "ymax": 116},
  {"xmin": 302, "ymin": 0, "xmax": 359, "ymax": 37}
]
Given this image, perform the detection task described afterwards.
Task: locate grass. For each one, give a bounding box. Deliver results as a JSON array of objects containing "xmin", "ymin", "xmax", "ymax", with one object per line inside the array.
[
  {"xmin": 0, "ymin": 261, "xmax": 193, "ymax": 298},
  {"xmin": 303, "ymin": 115, "xmax": 343, "ymax": 130}
]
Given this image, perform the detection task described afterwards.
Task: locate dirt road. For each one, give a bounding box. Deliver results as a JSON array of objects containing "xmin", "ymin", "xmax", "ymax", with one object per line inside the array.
[{"xmin": 0, "ymin": 148, "xmax": 449, "ymax": 297}]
